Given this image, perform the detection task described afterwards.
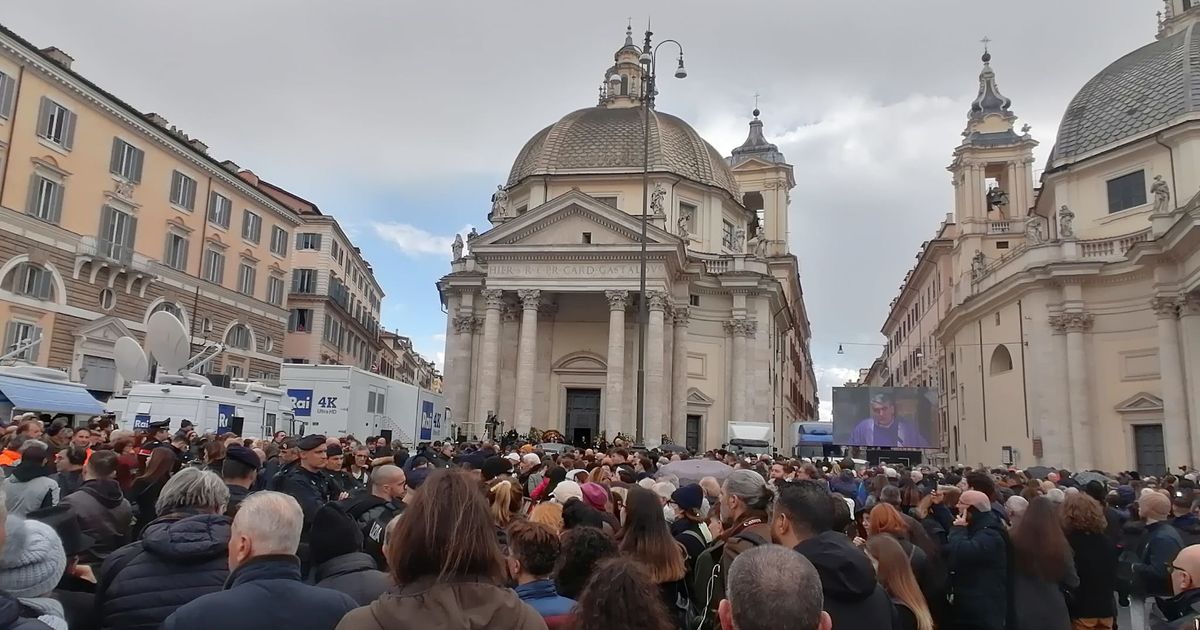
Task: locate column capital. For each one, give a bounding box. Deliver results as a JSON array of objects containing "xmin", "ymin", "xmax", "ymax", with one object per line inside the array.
[
  {"xmin": 517, "ymin": 289, "xmax": 542, "ymax": 310},
  {"xmin": 481, "ymin": 288, "xmax": 505, "ymax": 309},
  {"xmin": 1061, "ymin": 312, "xmax": 1094, "ymax": 333},
  {"xmin": 672, "ymin": 306, "xmax": 691, "ymax": 326},
  {"xmin": 1152, "ymin": 295, "xmax": 1182, "ymax": 319},
  {"xmin": 646, "ymin": 291, "xmax": 670, "ymax": 312},
  {"xmin": 1182, "ymin": 292, "xmax": 1200, "ymax": 317},
  {"xmin": 605, "ymin": 289, "xmax": 629, "ymax": 311},
  {"xmin": 742, "ymin": 319, "xmax": 758, "ymax": 339},
  {"xmin": 723, "ymin": 319, "xmax": 756, "ymax": 338},
  {"xmin": 453, "ymin": 314, "xmax": 478, "ymax": 334}
]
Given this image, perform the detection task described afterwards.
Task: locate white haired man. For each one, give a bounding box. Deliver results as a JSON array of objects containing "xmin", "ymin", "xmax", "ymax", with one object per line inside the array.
[{"xmin": 162, "ymin": 491, "xmax": 356, "ymax": 629}]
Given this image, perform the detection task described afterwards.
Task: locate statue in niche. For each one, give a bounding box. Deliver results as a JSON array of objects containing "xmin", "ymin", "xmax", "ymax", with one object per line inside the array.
[
  {"xmin": 1024, "ymin": 212, "xmax": 1045, "ymax": 245},
  {"xmin": 677, "ymin": 210, "xmax": 691, "ymax": 241},
  {"xmin": 1151, "ymin": 175, "xmax": 1172, "ymax": 215},
  {"xmin": 491, "ymin": 185, "xmax": 509, "ymax": 219},
  {"xmin": 650, "ymin": 183, "xmax": 666, "ymax": 217},
  {"xmin": 451, "ymin": 233, "xmax": 464, "ymax": 261},
  {"xmin": 752, "ymin": 225, "xmax": 768, "ymax": 260},
  {"xmin": 733, "ymin": 227, "xmax": 746, "ymax": 254},
  {"xmin": 1058, "ymin": 204, "xmax": 1075, "ymax": 239},
  {"xmin": 971, "ymin": 250, "xmax": 986, "ymax": 280},
  {"xmin": 986, "ymin": 186, "xmax": 1009, "ymax": 216}
]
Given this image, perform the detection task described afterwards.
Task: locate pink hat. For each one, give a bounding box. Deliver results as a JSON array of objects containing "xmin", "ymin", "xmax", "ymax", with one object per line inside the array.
[
  {"xmin": 580, "ymin": 482, "xmax": 608, "ymax": 511},
  {"xmin": 960, "ymin": 490, "xmax": 992, "ymax": 512}
]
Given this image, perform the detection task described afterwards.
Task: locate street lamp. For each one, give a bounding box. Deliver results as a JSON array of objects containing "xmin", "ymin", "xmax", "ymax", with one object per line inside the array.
[{"xmin": 634, "ymin": 28, "xmax": 686, "ymax": 447}]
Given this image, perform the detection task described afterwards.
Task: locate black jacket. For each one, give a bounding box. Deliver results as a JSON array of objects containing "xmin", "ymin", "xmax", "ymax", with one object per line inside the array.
[
  {"xmin": 1135, "ymin": 520, "xmax": 1184, "ymax": 597},
  {"xmin": 1067, "ymin": 529, "xmax": 1119, "ymax": 619},
  {"xmin": 95, "ymin": 512, "xmax": 231, "ymax": 630},
  {"xmin": 945, "ymin": 509, "xmax": 1010, "ymax": 630},
  {"xmin": 225, "ymin": 484, "xmax": 253, "ymax": 518},
  {"xmin": 125, "ymin": 477, "xmax": 167, "ymax": 540},
  {"xmin": 278, "ymin": 466, "xmax": 334, "ymax": 530},
  {"xmin": 309, "ymin": 552, "xmax": 390, "ymax": 606},
  {"xmin": 62, "ymin": 479, "xmax": 132, "ymax": 564},
  {"xmin": 0, "ymin": 590, "xmax": 53, "ymax": 630},
  {"xmin": 340, "ymin": 493, "xmax": 402, "ymax": 568},
  {"xmin": 1155, "ymin": 588, "xmax": 1200, "ymax": 629},
  {"xmin": 794, "ymin": 531, "xmax": 896, "ymax": 630},
  {"xmin": 52, "ymin": 469, "xmax": 84, "ymax": 497},
  {"xmin": 670, "ymin": 519, "xmax": 708, "ymax": 574},
  {"xmin": 161, "ymin": 555, "xmax": 357, "ymax": 630}
]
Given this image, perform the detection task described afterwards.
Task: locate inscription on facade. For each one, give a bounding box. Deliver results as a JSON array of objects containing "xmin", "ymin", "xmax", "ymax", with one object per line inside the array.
[{"xmin": 490, "ymin": 262, "xmax": 665, "ymax": 278}]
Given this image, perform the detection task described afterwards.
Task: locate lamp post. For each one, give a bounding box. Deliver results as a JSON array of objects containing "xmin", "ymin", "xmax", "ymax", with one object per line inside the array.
[{"xmin": 634, "ymin": 28, "xmax": 686, "ymax": 446}]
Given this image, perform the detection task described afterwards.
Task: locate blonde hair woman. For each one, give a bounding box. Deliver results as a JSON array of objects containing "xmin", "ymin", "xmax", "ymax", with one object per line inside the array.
[
  {"xmin": 529, "ymin": 501, "xmax": 564, "ymax": 535},
  {"xmin": 866, "ymin": 534, "xmax": 933, "ymax": 630}
]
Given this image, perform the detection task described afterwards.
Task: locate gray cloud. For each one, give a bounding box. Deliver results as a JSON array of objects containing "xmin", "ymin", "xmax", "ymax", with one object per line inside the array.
[{"xmin": 2, "ymin": 0, "xmax": 1157, "ymax": 413}]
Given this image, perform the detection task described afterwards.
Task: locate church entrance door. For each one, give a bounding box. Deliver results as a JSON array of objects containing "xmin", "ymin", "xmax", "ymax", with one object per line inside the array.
[{"xmin": 565, "ymin": 388, "xmax": 601, "ymax": 448}]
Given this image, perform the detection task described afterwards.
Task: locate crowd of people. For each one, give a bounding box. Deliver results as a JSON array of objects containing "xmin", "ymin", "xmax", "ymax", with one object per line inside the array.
[{"xmin": 0, "ymin": 411, "xmax": 1197, "ymax": 629}]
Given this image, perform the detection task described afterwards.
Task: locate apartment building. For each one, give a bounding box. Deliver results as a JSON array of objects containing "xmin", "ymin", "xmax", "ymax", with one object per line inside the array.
[
  {"xmin": 243, "ymin": 173, "xmax": 384, "ymax": 371},
  {"xmin": 378, "ymin": 330, "xmax": 440, "ymax": 391},
  {"xmin": 0, "ymin": 28, "xmax": 300, "ymax": 395}
]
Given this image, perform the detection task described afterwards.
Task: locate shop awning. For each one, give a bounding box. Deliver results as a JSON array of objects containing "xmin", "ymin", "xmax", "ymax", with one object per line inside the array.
[{"xmin": 0, "ymin": 374, "xmax": 105, "ymax": 416}]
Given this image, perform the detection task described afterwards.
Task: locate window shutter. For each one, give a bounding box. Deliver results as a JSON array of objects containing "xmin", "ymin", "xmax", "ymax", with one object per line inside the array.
[
  {"xmin": 29, "ymin": 326, "xmax": 42, "ymax": 360},
  {"xmin": 178, "ymin": 237, "xmax": 189, "ymax": 271},
  {"xmin": 314, "ymin": 234, "xmax": 322, "ymax": 250},
  {"xmin": 25, "ymin": 174, "xmax": 40, "ymax": 216},
  {"xmin": 170, "ymin": 172, "xmax": 181, "ymax": 204},
  {"xmin": 287, "ymin": 310, "xmax": 296, "ymax": 332},
  {"xmin": 295, "ymin": 233, "xmax": 303, "ymax": 248},
  {"xmin": 2, "ymin": 321, "xmax": 16, "ymax": 354},
  {"xmin": 36, "ymin": 97, "xmax": 51, "ymax": 138},
  {"xmin": 49, "ymin": 181, "xmax": 63, "ymax": 224},
  {"xmin": 130, "ymin": 147, "xmax": 144, "ymax": 183},
  {"xmin": 185, "ymin": 177, "xmax": 196, "ymax": 210},
  {"xmin": 109, "ymin": 139, "xmax": 123, "ymax": 175},
  {"xmin": 34, "ymin": 267, "xmax": 52, "ymax": 300},
  {"xmin": 292, "ymin": 268, "xmax": 300, "ymax": 291},
  {"xmin": 0, "ymin": 73, "xmax": 15, "ymax": 118},
  {"xmin": 62, "ymin": 109, "xmax": 76, "ymax": 150},
  {"xmin": 98, "ymin": 205, "xmax": 114, "ymax": 248},
  {"xmin": 208, "ymin": 191, "xmax": 218, "ymax": 223},
  {"xmin": 126, "ymin": 214, "xmax": 139, "ymax": 251}
]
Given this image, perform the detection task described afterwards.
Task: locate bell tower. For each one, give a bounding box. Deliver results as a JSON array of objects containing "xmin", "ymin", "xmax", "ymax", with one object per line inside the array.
[
  {"xmin": 728, "ymin": 107, "xmax": 795, "ymax": 257},
  {"xmin": 598, "ymin": 24, "xmax": 646, "ymax": 109},
  {"xmin": 1160, "ymin": 0, "xmax": 1200, "ymax": 38}
]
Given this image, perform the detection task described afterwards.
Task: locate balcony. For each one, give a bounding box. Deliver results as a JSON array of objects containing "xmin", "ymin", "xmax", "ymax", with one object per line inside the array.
[
  {"xmin": 74, "ymin": 236, "xmax": 159, "ymax": 292},
  {"xmin": 987, "ymin": 220, "xmax": 1024, "ymax": 235},
  {"xmin": 1079, "ymin": 229, "xmax": 1151, "ymax": 259},
  {"xmin": 693, "ymin": 253, "xmax": 770, "ymax": 276}
]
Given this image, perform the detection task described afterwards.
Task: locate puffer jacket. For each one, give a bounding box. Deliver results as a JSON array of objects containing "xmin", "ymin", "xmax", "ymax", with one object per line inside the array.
[
  {"xmin": 4, "ymin": 463, "xmax": 59, "ymax": 517},
  {"xmin": 335, "ymin": 576, "xmax": 547, "ymax": 630},
  {"xmin": 95, "ymin": 512, "xmax": 231, "ymax": 630},
  {"xmin": 946, "ymin": 509, "xmax": 1010, "ymax": 630},
  {"xmin": 310, "ymin": 552, "xmax": 390, "ymax": 606}
]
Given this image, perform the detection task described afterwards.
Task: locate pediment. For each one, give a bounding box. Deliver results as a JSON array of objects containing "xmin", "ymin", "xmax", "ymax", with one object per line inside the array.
[
  {"xmin": 553, "ymin": 351, "xmax": 607, "ymax": 373},
  {"xmin": 75, "ymin": 316, "xmax": 134, "ymax": 342},
  {"xmin": 687, "ymin": 387, "xmax": 715, "ymax": 406},
  {"xmin": 471, "ymin": 190, "xmax": 678, "ymax": 248},
  {"xmin": 1115, "ymin": 392, "xmax": 1164, "ymax": 414}
]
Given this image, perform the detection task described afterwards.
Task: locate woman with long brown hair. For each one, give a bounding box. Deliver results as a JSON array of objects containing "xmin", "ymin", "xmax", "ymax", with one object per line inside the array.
[
  {"xmin": 865, "ymin": 534, "xmax": 933, "ymax": 630},
  {"xmin": 1062, "ymin": 493, "xmax": 1118, "ymax": 629},
  {"xmin": 127, "ymin": 446, "xmax": 176, "ymax": 539},
  {"xmin": 619, "ymin": 486, "xmax": 688, "ymax": 628},
  {"xmin": 336, "ymin": 469, "xmax": 544, "ymax": 630},
  {"xmin": 1011, "ymin": 496, "xmax": 1079, "ymax": 630},
  {"xmin": 571, "ymin": 557, "xmax": 676, "ymax": 630}
]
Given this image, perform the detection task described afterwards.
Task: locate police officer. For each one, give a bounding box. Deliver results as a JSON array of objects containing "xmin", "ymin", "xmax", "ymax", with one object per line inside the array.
[
  {"xmin": 279, "ymin": 434, "xmax": 334, "ymax": 532},
  {"xmin": 136, "ymin": 419, "xmax": 172, "ymax": 471}
]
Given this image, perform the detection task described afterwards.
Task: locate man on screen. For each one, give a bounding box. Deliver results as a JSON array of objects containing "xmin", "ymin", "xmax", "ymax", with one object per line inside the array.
[{"xmin": 849, "ymin": 392, "xmax": 931, "ymax": 448}]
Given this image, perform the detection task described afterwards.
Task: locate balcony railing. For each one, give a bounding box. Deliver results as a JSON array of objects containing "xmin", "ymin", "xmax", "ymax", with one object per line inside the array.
[
  {"xmin": 1079, "ymin": 229, "xmax": 1151, "ymax": 259},
  {"xmin": 987, "ymin": 221, "xmax": 1022, "ymax": 235}
]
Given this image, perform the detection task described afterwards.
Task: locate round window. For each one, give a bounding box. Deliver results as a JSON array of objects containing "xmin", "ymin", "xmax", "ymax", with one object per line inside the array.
[
  {"xmin": 99, "ymin": 288, "xmax": 115, "ymax": 311},
  {"xmin": 261, "ymin": 336, "xmax": 274, "ymax": 353}
]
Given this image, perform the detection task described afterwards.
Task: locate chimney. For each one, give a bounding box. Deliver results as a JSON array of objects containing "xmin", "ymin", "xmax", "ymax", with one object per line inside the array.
[
  {"xmin": 145, "ymin": 112, "xmax": 169, "ymax": 128},
  {"xmin": 188, "ymin": 138, "xmax": 209, "ymax": 154},
  {"xmin": 39, "ymin": 47, "xmax": 74, "ymax": 70},
  {"xmin": 219, "ymin": 160, "xmax": 240, "ymax": 173},
  {"xmin": 238, "ymin": 170, "xmax": 260, "ymax": 186}
]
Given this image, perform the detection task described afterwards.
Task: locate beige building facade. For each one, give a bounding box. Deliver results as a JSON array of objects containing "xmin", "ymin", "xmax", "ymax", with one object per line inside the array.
[
  {"xmin": 438, "ymin": 29, "xmax": 817, "ymax": 451},
  {"xmin": 0, "ymin": 27, "xmax": 302, "ymax": 393},
  {"xmin": 873, "ymin": 3, "xmax": 1200, "ymax": 473}
]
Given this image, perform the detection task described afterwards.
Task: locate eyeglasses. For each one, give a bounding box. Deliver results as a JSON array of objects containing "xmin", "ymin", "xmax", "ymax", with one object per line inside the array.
[{"xmin": 1171, "ymin": 565, "xmax": 1188, "ymax": 574}]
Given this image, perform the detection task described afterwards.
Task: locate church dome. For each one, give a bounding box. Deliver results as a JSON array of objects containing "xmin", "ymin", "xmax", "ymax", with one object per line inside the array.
[
  {"xmin": 1049, "ymin": 24, "xmax": 1198, "ymax": 165},
  {"xmin": 506, "ymin": 106, "xmax": 741, "ymax": 198}
]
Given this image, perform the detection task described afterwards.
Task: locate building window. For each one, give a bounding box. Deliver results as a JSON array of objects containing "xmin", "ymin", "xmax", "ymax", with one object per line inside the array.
[
  {"xmin": 292, "ymin": 268, "xmax": 317, "ymax": 294},
  {"xmin": 722, "ymin": 220, "xmax": 737, "ymax": 250},
  {"xmin": 296, "ymin": 233, "xmax": 322, "ymax": 250},
  {"xmin": 241, "ymin": 210, "xmax": 262, "ymax": 243},
  {"xmin": 990, "ymin": 345, "xmax": 1013, "ymax": 374},
  {"xmin": 288, "ymin": 308, "xmax": 314, "ymax": 333},
  {"xmin": 98, "ymin": 206, "xmax": 136, "ymax": 264},
  {"xmin": 689, "ymin": 294, "xmax": 700, "ymax": 307},
  {"xmin": 169, "ymin": 171, "xmax": 197, "ymax": 211},
  {"xmin": 0, "ymin": 71, "xmax": 15, "ymax": 119},
  {"xmin": 151, "ymin": 301, "xmax": 185, "ymax": 325},
  {"xmin": 1107, "ymin": 170, "xmax": 1147, "ymax": 213},
  {"xmin": 2, "ymin": 320, "xmax": 40, "ymax": 362},
  {"xmin": 109, "ymin": 138, "xmax": 145, "ymax": 183},
  {"xmin": 202, "ymin": 248, "xmax": 226, "ymax": 284},
  {"xmin": 208, "ymin": 192, "xmax": 232, "ymax": 228},
  {"xmin": 5, "ymin": 263, "xmax": 53, "ymax": 300},
  {"xmin": 581, "ymin": 232, "xmax": 592, "ymax": 244},
  {"xmin": 224, "ymin": 363, "xmax": 244, "ymax": 379},
  {"xmin": 237, "ymin": 262, "xmax": 256, "ymax": 296},
  {"xmin": 266, "ymin": 276, "xmax": 285, "ymax": 306},
  {"xmin": 163, "ymin": 232, "xmax": 189, "ymax": 271},
  {"xmin": 994, "ymin": 312, "xmax": 1000, "ymax": 326},
  {"xmin": 25, "ymin": 175, "xmax": 63, "ymax": 224},
  {"xmin": 98, "ymin": 288, "xmax": 115, "ymax": 311},
  {"xmin": 36, "ymin": 97, "xmax": 76, "ymax": 150},
  {"xmin": 226, "ymin": 324, "xmax": 252, "ymax": 350},
  {"xmin": 270, "ymin": 225, "xmax": 288, "ymax": 256},
  {"xmin": 996, "ymin": 241, "xmax": 1009, "ymax": 249},
  {"xmin": 331, "ymin": 241, "xmax": 341, "ymax": 262},
  {"xmin": 260, "ymin": 336, "xmax": 274, "ymax": 353}
]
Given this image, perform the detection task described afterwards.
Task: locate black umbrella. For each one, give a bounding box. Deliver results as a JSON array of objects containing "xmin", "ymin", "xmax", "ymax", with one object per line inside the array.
[
  {"xmin": 660, "ymin": 444, "xmax": 689, "ymax": 454},
  {"xmin": 1024, "ymin": 466, "xmax": 1054, "ymax": 480}
]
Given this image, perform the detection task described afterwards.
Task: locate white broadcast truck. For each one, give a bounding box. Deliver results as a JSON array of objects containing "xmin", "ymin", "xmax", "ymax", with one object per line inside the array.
[
  {"xmin": 278, "ymin": 364, "xmax": 450, "ymax": 445},
  {"xmin": 106, "ymin": 379, "xmax": 295, "ymax": 440},
  {"xmin": 727, "ymin": 421, "xmax": 774, "ymax": 456}
]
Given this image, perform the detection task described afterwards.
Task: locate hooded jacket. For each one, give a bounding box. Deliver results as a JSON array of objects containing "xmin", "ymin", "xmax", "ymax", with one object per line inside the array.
[
  {"xmin": 794, "ymin": 531, "xmax": 896, "ymax": 630},
  {"xmin": 311, "ymin": 552, "xmax": 391, "ymax": 606},
  {"xmin": 4, "ymin": 463, "xmax": 58, "ymax": 517},
  {"xmin": 61, "ymin": 479, "xmax": 132, "ymax": 564},
  {"xmin": 945, "ymin": 508, "xmax": 1010, "ymax": 630},
  {"xmin": 95, "ymin": 512, "xmax": 231, "ymax": 630},
  {"xmin": 335, "ymin": 576, "xmax": 547, "ymax": 630}
]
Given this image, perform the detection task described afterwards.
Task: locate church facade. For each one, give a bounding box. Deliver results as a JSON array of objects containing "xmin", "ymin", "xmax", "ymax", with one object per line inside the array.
[{"xmin": 437, "ymin": 28, "xmax": 817, "ymax": 452}]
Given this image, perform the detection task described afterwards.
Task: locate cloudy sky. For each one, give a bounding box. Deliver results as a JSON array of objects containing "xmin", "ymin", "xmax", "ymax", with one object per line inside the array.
[{"xmin": 4, "ymin": 0, "xmax": 1155, "ymax": 418}]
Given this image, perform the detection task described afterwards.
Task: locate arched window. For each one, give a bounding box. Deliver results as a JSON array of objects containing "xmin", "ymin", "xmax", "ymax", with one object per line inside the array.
[
  {"xmin": 226, "ymin": 324, "xmax": 252, "ymax": 350},
  {"xmin": 989, "ymin": 345, "xmax": 1013, "ymax": 374},
  {"xmin": 150, "ymin": 301, "xmax": 185, "ymax": 325},
  {"xmin": 2, "ymin": 263, "xmax": 54, "ymax": 301}
]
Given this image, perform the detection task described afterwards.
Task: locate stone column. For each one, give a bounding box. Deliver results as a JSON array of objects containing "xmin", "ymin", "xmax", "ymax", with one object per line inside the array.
[
  {"xmin": 745, "ymin": 320, "xmax": 761, "ymax": 421},
  {"xmin": 1062, "ymin": 312, "xmax": 1095, "ymax": 471},
  {"xmin": 448, "ymin": 309, "xmax": 476, "ymax": 434},
  {"xmin": 1043, "ymin": 316, "xmax": 1071, "ymax": 468},
  {"xmin": 645, "ymin": 291, "xmax": 669, "ymax": 446},
  {"xmin": 605, "ymin": 290, "xmax": 628, "ymax": 441},
  {"xmin": 727, "ymin": 319, "xmax": 748, "ymax": 425},
  {"xmin": 671, "ymin": 307, "xmax": 690, "ymax": 445},
  {"xmin": 1153, "ymin": 296, "xmax": 1192, "ymax": 469},
  {"xmin": 514, "ymin": 289, "xmax": 541, "ymax": 435},
  {"xmin": 1182, "ymin": 294, "xmax": 1200, "ymax": 467},
  {"xmin": 475, "ymin": 288, "xmax": 504, "ymax": 426},
  {"xmin": 441, "ymin": 291, "xmax": 461, "ymax": 421}
]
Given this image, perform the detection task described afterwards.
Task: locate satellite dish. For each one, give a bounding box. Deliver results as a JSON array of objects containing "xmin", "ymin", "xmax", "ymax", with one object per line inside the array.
[
  {"xmin": 145, "ymin": 311, "xmax": 190, "ymax": 374},
  {"xmin": 113, "ymin": 336, "xmax": 149, "ymax": 382}
]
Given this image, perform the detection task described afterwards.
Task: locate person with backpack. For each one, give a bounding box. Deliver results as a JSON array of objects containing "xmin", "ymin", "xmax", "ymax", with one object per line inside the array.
[
  {"xmin": 691, "ymin": 470, "xmax": 772, "ymax": 629},
  {"xmin": 669, "ymin": 484, "xmax": 712, "ymax": 577},
  {"xmin": 339, "ymin": 465, "xmax": 407, "ymax": 569},
  {"xmin": 771, "ymin": 480, "xmax": 896, "ymax": 629}
]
